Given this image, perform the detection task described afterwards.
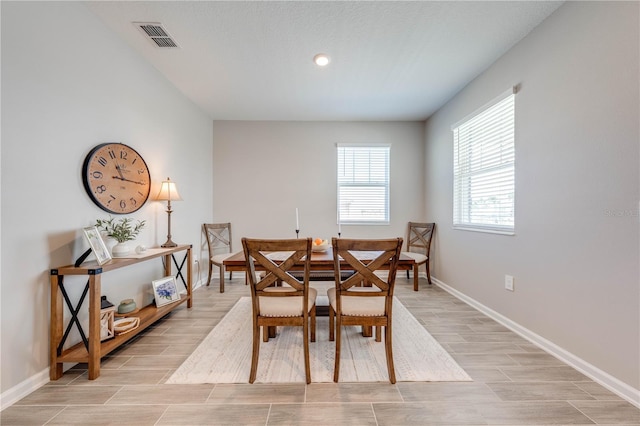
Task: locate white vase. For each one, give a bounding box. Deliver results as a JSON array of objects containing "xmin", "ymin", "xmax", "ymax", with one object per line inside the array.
[
  {"xmin": 112, "ymin": 242, "xmax": 132, "ymax": 257},
  {"xmin": 100, "ymin": 232, "xmax": 117, "ymax": 255}
]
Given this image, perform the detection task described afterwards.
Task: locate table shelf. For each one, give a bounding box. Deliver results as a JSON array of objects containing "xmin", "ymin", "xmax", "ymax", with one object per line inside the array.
[
  {"xmin": 49, "ymin": 245, "xmax": 192, "ymax": 380},
  {"xmin": 56, "ymin": 294, "xmax": 190, "ymax": 363}
]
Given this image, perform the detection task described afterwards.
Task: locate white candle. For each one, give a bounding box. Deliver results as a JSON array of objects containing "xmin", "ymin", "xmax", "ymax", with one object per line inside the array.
[
  {"xmin": 296, "ymin": 208, "xmax": 299, "ymax": 230},
  {"xmin": 338, "ymin": 211, "xmax": 341, "ymax": 234}
]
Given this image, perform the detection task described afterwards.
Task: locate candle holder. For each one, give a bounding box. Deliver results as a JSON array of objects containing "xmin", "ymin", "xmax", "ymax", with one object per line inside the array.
[{"xmin": 296, "ymin": 229, "xmax": 300, "ymax": 239}]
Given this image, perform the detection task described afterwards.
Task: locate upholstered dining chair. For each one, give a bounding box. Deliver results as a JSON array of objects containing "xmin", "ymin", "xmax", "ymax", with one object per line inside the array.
[
  {"xmin": 402, "ymin": 222, "xmax": 435, "ymax": 291},
  {"xmin": 203, "ymin": 223, "xmax": 242, "ymax": 293},
  {"xmin": 328, "ymin": 237, "xmax": 403, "ymax": 384},
  {"xmin": 242, "ymin": 237, "xmax": 317, "ymax": 384}
]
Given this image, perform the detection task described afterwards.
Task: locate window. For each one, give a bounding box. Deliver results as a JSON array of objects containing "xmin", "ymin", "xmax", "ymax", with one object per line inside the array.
[
  {"xmin": 337, "ymin": 144, "xmax": 390, "ymax": 224},
  {"xmin": 452, "ymin": 89, "xmax": 515, "ymax": 234}
]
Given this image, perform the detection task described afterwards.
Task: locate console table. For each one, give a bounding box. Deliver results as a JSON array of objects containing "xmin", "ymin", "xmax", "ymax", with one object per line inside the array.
[{"xmin": 49, "ymin": 244, "xmax": 192, "ymax": 380}]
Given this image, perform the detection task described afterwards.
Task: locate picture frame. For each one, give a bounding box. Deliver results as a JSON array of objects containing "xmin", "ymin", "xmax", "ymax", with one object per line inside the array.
[
  {"xmin": 152, "ymin": 276, "xmax": 181, "ymax": 307},
  {"xmin": 83, "ymin": 226, "xmax": 112, "ymax": 265}
]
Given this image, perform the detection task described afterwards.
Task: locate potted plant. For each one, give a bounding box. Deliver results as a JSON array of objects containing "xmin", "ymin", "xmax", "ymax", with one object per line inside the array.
[{"xmin": 95, "ymin": 216, "xmax": 146, "ymax": 257}]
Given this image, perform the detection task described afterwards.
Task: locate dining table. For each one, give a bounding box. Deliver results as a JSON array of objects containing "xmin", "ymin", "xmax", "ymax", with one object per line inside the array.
[{"xmin": 222, "ymin": 247, "xmax": 416, "ymax": 277}]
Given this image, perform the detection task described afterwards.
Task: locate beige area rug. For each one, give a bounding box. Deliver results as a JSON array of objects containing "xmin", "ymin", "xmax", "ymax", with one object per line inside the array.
[{"xmin": 166, "ymin": 296, "xmax": 471, "ymax": 384}]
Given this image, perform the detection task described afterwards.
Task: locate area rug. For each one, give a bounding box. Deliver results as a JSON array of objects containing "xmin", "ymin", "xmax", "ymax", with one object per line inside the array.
[{"xmin": 166, "ymin": 297, "xmax": 471, "ymax": 384}]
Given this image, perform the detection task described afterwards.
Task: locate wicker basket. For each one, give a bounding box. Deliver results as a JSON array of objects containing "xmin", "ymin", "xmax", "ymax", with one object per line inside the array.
[{"xmin": 113, "ymin": 317, "xmax": 140, "ymax": 335}]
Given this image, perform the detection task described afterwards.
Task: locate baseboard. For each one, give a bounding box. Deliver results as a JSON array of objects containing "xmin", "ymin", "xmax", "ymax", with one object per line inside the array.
[
  {"xmin": 0, "ymin": 368, "xmax": 49, "ymax": 411},
  {"xmin": 192, "ymin": 278, "xmax": 205, "ymax": 291},
  {"xmin": 433, "ymin": 278, "xmax": 640, "ymax": 409}
]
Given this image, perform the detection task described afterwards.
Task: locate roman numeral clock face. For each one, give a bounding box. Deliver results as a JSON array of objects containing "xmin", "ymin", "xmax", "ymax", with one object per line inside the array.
[{"xmin": 82, "ymin": 143, "xmax": 151, "ymax": 214}]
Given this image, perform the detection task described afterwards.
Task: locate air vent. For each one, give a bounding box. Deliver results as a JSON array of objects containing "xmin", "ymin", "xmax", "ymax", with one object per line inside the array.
[{"xmin": 134, "ymin": 22, "xmax": 178, "ymax": 48}]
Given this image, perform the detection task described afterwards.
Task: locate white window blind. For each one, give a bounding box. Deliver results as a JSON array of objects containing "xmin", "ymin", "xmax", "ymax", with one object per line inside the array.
[
  {"xmin": 337, "ymin": 145, "xmax": 390, "ymax": 224},
  {"xmin": 452, "ymin": 90, "xmax": 515, "ymax": 234}
]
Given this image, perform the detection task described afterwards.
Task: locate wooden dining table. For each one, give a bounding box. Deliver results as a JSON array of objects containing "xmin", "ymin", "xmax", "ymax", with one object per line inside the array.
[{"xmin": 223, "ymin": 248, "xmax": 416, "ymax": 276}]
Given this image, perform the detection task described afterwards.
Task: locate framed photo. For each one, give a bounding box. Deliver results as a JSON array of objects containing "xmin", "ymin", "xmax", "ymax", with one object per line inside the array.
[
  {"xmin": 83, "ymin": 226, "xmax": 112, "ymax": 265},
  {"xmin": 152, "ymin": 276, "xmax": 181, "ymax": 307}
]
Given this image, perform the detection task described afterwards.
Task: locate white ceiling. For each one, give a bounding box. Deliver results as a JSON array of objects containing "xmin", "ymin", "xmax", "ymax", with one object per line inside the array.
[{"xmin": 86, "ymin": 1, "xmax": 563, "ymax": 121}]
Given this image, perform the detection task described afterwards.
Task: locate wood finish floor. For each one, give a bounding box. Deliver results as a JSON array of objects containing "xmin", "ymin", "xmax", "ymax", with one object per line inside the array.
[{"xmin": 3, "ymin": 275, "xmax": 639, "ymax": 425}]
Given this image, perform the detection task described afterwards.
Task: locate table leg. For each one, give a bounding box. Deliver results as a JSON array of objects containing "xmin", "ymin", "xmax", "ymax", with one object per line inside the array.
[
  {"xmin": 164, "ymin": 253, "xmax": 172, "ymax": 278},
  {"xmin": 186, "ymin": 248, "xmax": 192, "ymax": 308},
  {"xmin": 87, "ymin": 275, "xmax": 101, "ymax": 380},
  {"xmin": 49, "ymin": 275, "xmax": 63, "ymax": 380}
]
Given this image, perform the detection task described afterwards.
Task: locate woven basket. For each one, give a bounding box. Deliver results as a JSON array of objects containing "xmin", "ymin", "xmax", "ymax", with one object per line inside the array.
[{"xmin": 114, "ymin": 317, "xmax": 140, "ymax": 335}]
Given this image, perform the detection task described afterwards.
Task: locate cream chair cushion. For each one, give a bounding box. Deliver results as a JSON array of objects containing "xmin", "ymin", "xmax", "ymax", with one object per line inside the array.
[
  {"xmin": 402, "ymin": 251, "xmax": 427, "ymax": 264},
  {"xmin": 327, "ymin": 287, "xmax": 385, "ymax": 316},
  {"xmin": 211, "ymin": 252, "xmax": 237, "ymax": 264},
  {"xmin": 259, "ymin": 286, "xmax": 318, "ymax": 317}
]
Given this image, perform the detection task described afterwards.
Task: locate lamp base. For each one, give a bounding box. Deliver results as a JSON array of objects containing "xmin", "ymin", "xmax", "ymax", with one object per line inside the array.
[{"xmin": 161, "ymin": 239, "xmax": 178, "ymax": 248}]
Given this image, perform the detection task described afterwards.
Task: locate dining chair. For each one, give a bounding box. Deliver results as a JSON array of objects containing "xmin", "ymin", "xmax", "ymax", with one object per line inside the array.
[
  {"xmin": 242, "ymin": 237, "xmax": 317, "ymax": 384},
  {"xmin": 203, "ymin": 223, "xmax": 242, "ymax": 293},
  {"xmin": 402, "ymin": 222, "xmax": 435, "ymax": 291},
  {"xmin": 328, "ymin": 237, "xmax": 403, "ymax": 384}
]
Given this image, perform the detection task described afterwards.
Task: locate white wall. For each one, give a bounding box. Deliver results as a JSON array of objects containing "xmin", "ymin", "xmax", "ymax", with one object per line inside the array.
[
  {"xmin": 425, "ymin": 1, "xmax": 639, "ymax": 391},
  {"xmin": 1, "ymin": 2, "xmax": 213, "ymax": 400},
  {"xmin": 212, "ymin": 121, "xmax": 425, "ymax": 248}
]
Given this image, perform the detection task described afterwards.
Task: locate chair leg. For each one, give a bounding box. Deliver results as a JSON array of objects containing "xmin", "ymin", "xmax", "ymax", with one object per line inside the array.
[
  {"xmin": 406, "ymin": 270, "xmax": 409, "ymax": 279},
  {"xmin": 206, "ymin": 263, "xmax": 213, "ymax": 286},
  {"xmin": 413, "ymin": 264, "xmax": 419, "ymax": 291},
  {"xmin": 303, "ymin": 319, "xmax": 311, "ymax": 384},
  {"xmin": 426, "ymin": 260, "xmax": 432, "ymax": 284},
  {"xmin": 219, "ymin": 265, "xmax": 225, "ymax": 293},
  {"xmin": 310, "ymin": 306, "xmax": 316, "ymax": 343},
  {"xmin": 385, "ymin": 322, "xmax": 396, "ymax": 384},
  {"xmin": 375, "ymin": 326, "xmax": 382, "ymax": 342},
  {"xmin": 362, "ymin": 325, "xmax": 373, "ymax": 337},
  {"xmin": 263, "ymin": 326, "xmax": 276, "ymax": 342},
  {"xmin": 249, "ymin": 323, "xmax": 260, "ymax": 384},
  {"xmin": 333, "ymin": 315, "xmax": 341, "ymax": 383},
  {"xmin": 328, "ymin": 305, "xmax": 335, "ymax": 341}
]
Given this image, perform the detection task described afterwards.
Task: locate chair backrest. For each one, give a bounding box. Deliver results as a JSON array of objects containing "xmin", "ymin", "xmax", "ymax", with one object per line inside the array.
[
  {"xmin": 203, "ymin": 223, "xmax": 233, "ymax": 255},
  {"xmin": 242, "ymin": 238, "xmax": 312, "ymax": 316},
  {"xmin": 331, "ymin": 237, "xmax": 403, "ymax": 304},
  {"xmin": 406, "ymin": 222, "xmax": 435, "ymax": 257}
]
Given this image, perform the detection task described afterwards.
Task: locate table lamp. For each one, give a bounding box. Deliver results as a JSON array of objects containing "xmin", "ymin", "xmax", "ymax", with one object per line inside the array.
[{"xmin": 156, "ymin": 177, "xmax": 182, "ymax": 247}]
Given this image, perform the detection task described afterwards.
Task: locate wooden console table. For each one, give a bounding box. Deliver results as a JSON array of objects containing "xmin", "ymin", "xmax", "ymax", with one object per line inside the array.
[{"xmin": 49, "ymin": 244, "xmax": 192, "ymax": 380}]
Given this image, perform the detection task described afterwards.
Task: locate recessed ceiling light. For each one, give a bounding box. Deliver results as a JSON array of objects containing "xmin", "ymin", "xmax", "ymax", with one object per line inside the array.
[{"xmin": 313, "ymin": 54, "xmax": 330, "ymax": 67}]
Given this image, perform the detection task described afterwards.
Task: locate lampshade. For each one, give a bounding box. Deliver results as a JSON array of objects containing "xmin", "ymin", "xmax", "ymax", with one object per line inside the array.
[{"xmin": 156, "ymin": 177, "xmax": 183, "ymax": 201}]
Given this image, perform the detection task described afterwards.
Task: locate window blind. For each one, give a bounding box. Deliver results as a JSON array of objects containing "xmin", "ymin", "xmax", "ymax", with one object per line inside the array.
[
  {"xmin": 337, "ymin": 145, "xmax": 390, "ymax": 224},
  {"xmin": 453, "ymin": 91, "xmax": 515, "ymax": 234}
]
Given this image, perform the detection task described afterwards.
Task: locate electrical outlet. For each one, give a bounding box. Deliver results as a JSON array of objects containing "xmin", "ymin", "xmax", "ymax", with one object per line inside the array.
[{"xmin": 505, "ymin": 275, "xmax": 514, "ymax": 291}]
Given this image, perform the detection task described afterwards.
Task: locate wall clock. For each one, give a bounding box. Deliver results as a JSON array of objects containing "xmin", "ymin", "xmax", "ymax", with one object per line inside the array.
[{"xmin": 82, "ymin": 143, "xmax": 151, "ymax": 214}]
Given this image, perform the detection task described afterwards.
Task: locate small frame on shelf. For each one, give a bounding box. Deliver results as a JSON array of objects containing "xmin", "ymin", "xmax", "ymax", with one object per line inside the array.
[
  {"xmin": 83, "ymin": 226, "xmax": 112, "ymax": 265},
  {"xmin": 152, "ymin": 276, "xmax": 180, "ymax": 307}
]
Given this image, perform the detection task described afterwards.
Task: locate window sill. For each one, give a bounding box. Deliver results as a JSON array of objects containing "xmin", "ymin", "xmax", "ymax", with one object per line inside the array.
[{"xmin": 453, "ymin": 225, "xmax": 515, "ymax": 236}]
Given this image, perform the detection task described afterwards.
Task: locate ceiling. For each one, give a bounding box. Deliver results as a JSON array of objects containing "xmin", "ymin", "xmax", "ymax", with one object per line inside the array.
[{"xmin": 85, "ymin": 1, "xmax": 563, "ymax": 121}]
